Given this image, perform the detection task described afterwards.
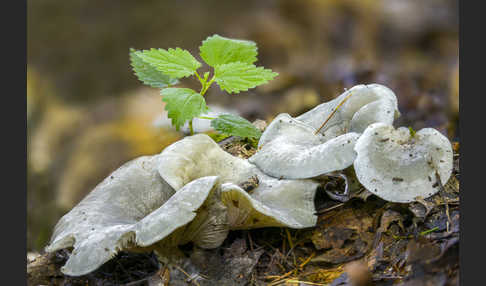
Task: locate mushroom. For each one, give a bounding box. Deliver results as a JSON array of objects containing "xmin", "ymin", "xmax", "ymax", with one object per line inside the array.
[
  {"xmin": 248, "ymin": 84, "xmax": 400, "ymax": 180},
  {"xmin": 296, "ymin": 83, "xmax": 400, "ymax": 139},
  {"xmin": 46, "ymin": 133, "xmax": 322, "ymax": 276},
  {"xmin": 45, "ymin": 152, "xmax": 222, "ymax": 276},
  {"xmin": 158, "ymin": 134, "xmax": 320, "ymax": 229},
  {"xmin": 353, "ymin": 123, "xmax": 453, "ymax": 203},
  {"xmin": 221, "ymin": 180, "xmax": 317, "ymax": 229},
  {"xmin": 248, "ymin": 113, "xmax": 360, "ymax": 179},
  {"xmin": 158, "ymin": 134, "xmax": 256, "ymax": 190},
  {"xmin": 43, "ymin": 82, "xmax": 448, "ymax": 279}
]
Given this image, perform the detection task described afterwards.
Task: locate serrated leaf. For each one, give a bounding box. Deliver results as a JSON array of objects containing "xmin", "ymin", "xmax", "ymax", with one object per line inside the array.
[
  {"xmin": 130, "ymin": 48, "xmax": 179, "ymax": 88},
  {"xmin": 214, "ymin": 62, "xmax": 278, "ymax": 94},
  {"xmin": 211, "ymin": 114, "xmax": 262, "ymax": 139},
  {"xmin": 138, "ymin": 48, "xmax": 201, "ymax": 79},
  {"xmin": 199, "ymin": 34, "xmax": 258, "ymax": 67},
  {"xmin": 161, "ymin": 88, "xmax": 208, "ymax": 131}
]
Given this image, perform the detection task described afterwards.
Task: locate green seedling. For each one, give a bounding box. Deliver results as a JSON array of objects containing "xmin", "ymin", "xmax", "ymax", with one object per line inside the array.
[
  {"xmin": 130, "ymin": 34, "xmax": 278, "ymax": 139},
  {"xmin": 409, "ymin": 126, "xmax": 417, "ymax": 138}
]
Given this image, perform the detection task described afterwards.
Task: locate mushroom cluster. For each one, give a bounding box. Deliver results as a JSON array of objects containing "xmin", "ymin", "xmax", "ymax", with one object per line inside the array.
[{"xmin": 45, "ymin": 83, "xmax": 453, "ymax": 276}]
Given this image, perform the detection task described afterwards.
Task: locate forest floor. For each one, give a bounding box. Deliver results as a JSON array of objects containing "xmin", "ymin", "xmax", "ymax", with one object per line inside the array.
[
  {"xmin": 27, "ymin": 2, "xmax": 459, "ymax": 285},
  {"xmin": 27, "ymin": 136, "xmax": 460, "ymax": 286}
]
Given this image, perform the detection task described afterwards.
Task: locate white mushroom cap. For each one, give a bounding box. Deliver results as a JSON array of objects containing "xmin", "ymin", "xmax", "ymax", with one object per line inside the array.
[
  {"xmin": 221, "ymin": 178, "xmax": 318, "ymax": 229},
  {"xmin": 296, "ymin": 83, "xmax": 400, "ymax": 139},
  {"xmin": 134, "ymin": 176, "xmax": 219, "ymax": 247},
  {"xmin": 46, "ymin": 155, "xmax": 175, "ymax": 254},
  {"xmin": 45, "ymin": 152, "xmax": 220, "ymax": 276},
  {"xmin": 353, "ymin": 123, "xmax": 453, "ymax": 203},
  {"xmin": 158, "ymin": 134, "xmax": 256, "ymax": 190},
  {"xmin": 46, "ymin": 133, "xmax": 322, "ymax": 276},
  {"xmin": 157, "ymin": 133, "xmax": 320, "ymax": 229},
  {"xmin": 248, "ymin": 113, "xmax": 360, "ymax": 179}
]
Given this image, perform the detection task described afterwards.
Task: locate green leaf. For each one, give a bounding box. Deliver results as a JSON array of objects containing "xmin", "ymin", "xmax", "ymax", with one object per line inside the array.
[
  {"xmin": 130, "ymin": 48, "xmax": 179, "ymax": 88},
  {"xmin": 161, "ymin": 88, "xmax": 208, "ymax": 131},
  {"xmin": 214, "ymin": 62, "xmax": 278, "ymax": 94},
  {"xmin": 211, "ymin": 114, "xmax": 262, "ymax": 139},
  {"xmin": 207, "ymin": 132, "xmax": 231, "ymax": 143},
  {"xmin": 138, "ymin": 48, "xmax": 201, "ymax": 79},
  {"xmin": 199, "ymin": 34, "xmax": 258, "ymax": 67}
]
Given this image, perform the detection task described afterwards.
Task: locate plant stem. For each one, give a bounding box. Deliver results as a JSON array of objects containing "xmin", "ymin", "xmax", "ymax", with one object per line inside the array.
[
  {"xmin": 195, "ymin": 70, "xmax": 215, "ymax": 96},
  {"xmin": 200, "ymin": 77, "xmax": 215, "ymax": 96},
  {"xmin": 189, "ymin": 119, "xmax": 194, "ymax": 135},
  {"xmin": 198, "ymin": 116, "xmax": 216, "ymax": 120},
  {"xmin": 194, "ymin": 71, "xmax": 205, "ymax": 86},
  {"xmin": 189, "ymin": 72, "xmax": 215, "ymax": 136}
]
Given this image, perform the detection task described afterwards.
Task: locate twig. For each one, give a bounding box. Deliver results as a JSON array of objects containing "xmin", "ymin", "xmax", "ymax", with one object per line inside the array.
[
  {"xmin": 285, "ymin": 228, "xmax": 297, "ymax": 266},
  {"xmin": 420, "ymin": 227, "xmax": 440, "ymax": 236},
  {"xmin": 173, "ymin": 264, "xmax": 201, "ymax": 286},
  {"xmin": 392, "ymin": 227, "xmax": 439, "ymax": 240},
  {"xmin": 435, "ymin": 171, "xmax": 453, "ymax": 229},
  {"xmin": 314, "ymin": 92, "xmax": 354, "ymax": 135},
  {"xmin": 268, "ymin": 269, "xmax": 296, "ymax": 283},
  {"xmin": 285, "ymin": 279, "xmax": 330, "ymax": 286},
  {"xmin": 247, "ymin": 231, "xmax": 254, "ymax": 252},
  {"xmin": 285, "ymin": 228, "xmax": 294, "ymax": 250},
  {"xmin": 314, "ymin": 203, "xmax": 345, "ymax": 215},
  {"xmin": 298, "ymin": 252, "xmax": 315, "ymax": 269},
  {"xmin": 124, "ymin": 277, "xmax": 151, "ymax": 286}
]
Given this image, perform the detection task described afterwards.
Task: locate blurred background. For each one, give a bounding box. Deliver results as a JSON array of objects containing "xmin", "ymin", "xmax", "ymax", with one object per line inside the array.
[{"xmin": 27, "ymin": 0, "xmax": 459, "ymax": 251}]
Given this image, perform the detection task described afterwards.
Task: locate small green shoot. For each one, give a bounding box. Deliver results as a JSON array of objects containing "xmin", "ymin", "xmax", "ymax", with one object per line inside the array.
[
  {"xmin": 409, "ymin": 126, "xmax": 417, "ymax": 138},
  {"xmin": 130, "ymin": 34, "xmax": 278, "ymax": 139}
]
